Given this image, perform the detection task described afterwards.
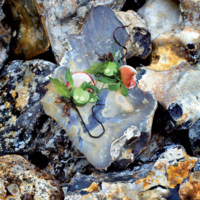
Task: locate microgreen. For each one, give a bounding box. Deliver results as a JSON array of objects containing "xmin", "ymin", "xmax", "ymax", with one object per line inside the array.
[
  {"xmin": 80, "ymin": 81, "xmax": 99, "ymax": 93},
  {"xmin": 84, "ymin": 41, "xmax": 129, "ymax": 96},
  {"xmin": 121, "ymin": 83, "xmax": 128, "ymax": 96},
  {"xmin": 49, "ymin": 77, "xmax": 71, "ymax": 99},
  {"xmin": 50, "ymin": 39, "xmax": 130, "ymax": 107},
  {"xmin": 49, "ymin": 69, "xmax": 108, "ymax": 106},
  {"xmin": 96, "ymin": 77, "xmax": 116, "ymax": 84},
  {"xmin": 84, "ymin": 62, "xmax": 105, "ymax": 76},
  {"xmin": 65, "ymin": 68, "xmax": 75, "ymax": 89},
  {"xmin": 108, "ymin": 82, "xmax": 120, "ymax": 91}
]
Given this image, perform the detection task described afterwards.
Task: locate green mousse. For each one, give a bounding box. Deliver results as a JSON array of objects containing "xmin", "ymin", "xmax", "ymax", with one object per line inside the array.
[
  {"xmin": 73, "ymin": 88, "xmax": 90, "ymax": 106},
  {"xmin": 103, "ymin": 62, "xmax": 118, "ymax": 77}
]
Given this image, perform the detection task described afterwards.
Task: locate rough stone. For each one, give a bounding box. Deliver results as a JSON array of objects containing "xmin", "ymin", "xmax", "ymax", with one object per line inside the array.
[
  {"xmin": 189, "ymin": 119, "xmax": 200, "ymax": 157},
  {"xmin": 0, "ymin": 58, "xmax": 90, "ymax": 185},
  {"xmin": 141, "ymin": 0, "xmax": 200, "ymax": 71},
  {"xmin": 137, "ymin": 63, "xmax": 200, "ymax": 129},
  {"xmin": 114, "ymin": 10, "xmax": 151, "ymax": 59},
  {"xmin": 136, "ymin": 0, "xmax": 200, "ymax": 129},
  {"xmin": 36, "ymin": 0, "xmax": 126, "ymax": 64},
  {"xmin": 0, "ymin": 59, "xmax": 57, "ymax": 154},
  {"xmin": 0, "ymin": 0, "xmax": 11, "ymax": 70},
  {"xmin": 135, "ymin": 104, "xmax": 195, "ymax": 165},
  {"xmin": 0, "ymin": 155, "xmax": 63, "ymax": 199},
  {"xmin": 3, "ymin": 0, "xmax": 50, "ymax": 60},
  {"xmin": 35, "ymin": 118, "xmax": 93, "ymax": 185},
  {"xmin": 146, "ymin": 31, "xmax": 194, "ymax": 71},
  {"xmin": 64, "ymin": 146, "xmax": 197, "ymax": 199},
  {"xmin": 139, "ymin": 0, "xmax": 181, "ymax": 40},
  {"xmin": 178, "ymin": 0, "xmax": 200, "ymax": 52},
  {"xmin": 179, "ymin": 171, "xmax": 200, "ymax": 200},
  {"xmin": 36, "ymin": 0, "xmax": 151, "ymax": 63},
  {"xmin": 41, "ymin": 6, "xmax": 157, "ymax": 170}
]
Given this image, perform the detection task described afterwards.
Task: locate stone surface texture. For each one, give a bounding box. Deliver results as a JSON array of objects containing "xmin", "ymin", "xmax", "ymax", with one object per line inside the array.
[
  {"xmin": 146, "ymin": 31, "xmax": 194, "ymax": 71},
  {"xmin": 179, "ymin": 171, "xmax": 200, "ymax": 200},
  {"xmin": 140, "ymin": 0, "xmax": 200, "ymax": 71},
  {"xmin": 139, "ymin": 0, "xmax": 181, "ymax": 40},
  {"xmin": 3, "ymin": 0, "xmax": 50, "ymax": 60},
  {"xmin": 136, "ymin": 0, "xmax": 200, "ymax": 130},
  {"xmin": 37, "ymin": 118, "xmax": 93, "ymax": 185},
  {"xmin": 0, "ymin": 0, "xmax": 11, "ymax": 70},
  {"xmin": 36, "ymin": 0, "xmax": 126, "ymax": 63},
  {"xmin": 0, "ymin": 0, "xmax": 199, "ymax": 199},
  {"xmin": 36, "ymin": 0, "xmax": 151, "ymax": 63},
  {"xmin": 114, "ymin": 10, "xmax": 152, "ymax": 59},
  {"xmin": 64, "ymin": 146, "xmax": 197, "ymax": 199},
  {"xmin": 189, "ymin": 119, "xmax": 200, "ymax": 157},
  {"xmin": 0, "ymin": 155, "xmax": 63, "ymax": 199},
  {"xmin": 41, "ymin": 6, "xmax": 157, "ymax": 170},
  {"xmin": 137, "ymin": 63, "xmax": 200, "ymax": 129},
  {"xmin": 0, "ymin": 59, "xmax": 57, "ymax": 153}
]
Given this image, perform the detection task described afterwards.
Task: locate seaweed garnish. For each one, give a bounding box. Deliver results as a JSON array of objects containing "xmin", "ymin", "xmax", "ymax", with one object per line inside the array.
[
  {"xmin": 54, "ymin": 96, "xmax": 105, "ymax": 138},
  {"xmin": 113, "ymin": 23, "xmax": 132, "ymax": 62}
]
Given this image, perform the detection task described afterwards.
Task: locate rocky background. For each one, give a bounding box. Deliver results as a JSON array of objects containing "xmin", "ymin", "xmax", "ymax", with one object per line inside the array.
[{"xmin": 0, "ymin": 0, "xmax": 200, "ymax": 199}]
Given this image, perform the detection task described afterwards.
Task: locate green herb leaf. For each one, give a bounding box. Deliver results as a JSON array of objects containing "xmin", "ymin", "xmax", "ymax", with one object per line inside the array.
[
  {"xmin": 65, "ymin": 68, "xmax": 75, "ymax": 88},
  {"xmin": 70, "ymin": 88, "xmax": 75, "ymax": 97},
  {"xmin": 60, "ymin": 77, "xmax": 65, "ymax": 85},
  {"xmin": 113, "ymin": 71, "xmax": 121, "ymax": 82},
  {"xmin": 49, "ymin": 77, "xmax": 71, "ymax": 98},
  {"xmin": 80, "ymin": 81, "xmax": 99, "ymax": 92},
  {"xmin": 109, "ymin": 82, "xmax": 120, "ymax": 91},
  {"xmin": 121, "ymin": 83, "xmax": 128, "ymax": 96},
  {"xmin": 80, "ymin": 81, "xmax": 88, "ymax": 90},
  {"xmin": 97, "ymin": 77, "xmax": 116, "ymax": 84},
  {"xmin": 84, "ymin": 62, "xmax": 104, "ymax": 75},
  {"xmin": 86, "ymin": 85, "xmax": 99, "ymax": 92},
  {"xmin": 89, "ymin": 91, "xmax": 98, "ymax": 103}
]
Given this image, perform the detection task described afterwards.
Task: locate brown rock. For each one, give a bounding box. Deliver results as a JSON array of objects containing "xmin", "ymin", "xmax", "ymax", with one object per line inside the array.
[
  {"xmin": 4, "ymin": 0, "xmax": 50, "ymax": 60},
  {"xmin": 179, "ymin": 171, "xmax": 200, "ymax": 200},
  {"xmin": 142, "ymin": 0, "xmax": 200, "ymax": 71},
  {"xmin": 147, "ymin": 31, "xmax": 194, "ymax": 71},
  {"xmin": 0, "ymin": 155, "xmax": 63, "ymax": 199}
]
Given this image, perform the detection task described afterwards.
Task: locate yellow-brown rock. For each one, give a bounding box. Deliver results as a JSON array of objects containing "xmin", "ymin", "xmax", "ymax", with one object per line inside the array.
[
  {"xmin": 140, "ymin": 0, "xmax": 200, "ymax": 71},
  {"xmin": 179, "ymin": 171, "xmax": 200, "ymax": 200},
  {"xmin": 136, "ymin": 0, "xmax": 200, "ymax": 129},
  {"xmin": 0, "ymin": 155, "xmax": 63, "ymax": 199},
  {"xmin": 148, "ymin": 32, "xmax": 194, "ymax": 71},
  {"xmin": 4, "ymin": 0, "xmax": 49, "ymax": 60},
  {"xmin": 64, "ymin": 146, "xmax": 197, "ymax": 200},
  {"xmin": 166, "ymin": 154, "xmax": 198, "ymax": 188}
]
